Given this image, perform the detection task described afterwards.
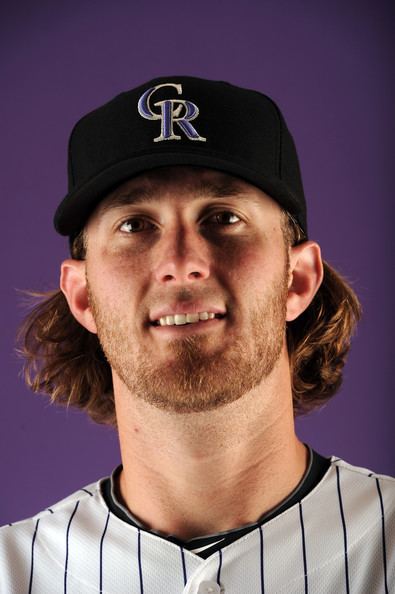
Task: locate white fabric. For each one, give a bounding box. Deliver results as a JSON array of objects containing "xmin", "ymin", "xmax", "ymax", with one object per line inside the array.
[{"xmin": 1, "ymin": 458, "xmax": 394, "ymax": 593}]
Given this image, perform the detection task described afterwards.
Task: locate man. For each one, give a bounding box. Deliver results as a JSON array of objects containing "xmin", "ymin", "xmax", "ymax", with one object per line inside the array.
[{"xmin": 1, "ymin": 76, "xmax": 393, "ymax": 593}]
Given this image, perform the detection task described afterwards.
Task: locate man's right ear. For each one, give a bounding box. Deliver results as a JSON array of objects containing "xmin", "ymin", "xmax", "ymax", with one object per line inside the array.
[{"xmin": 60, "ymin": 259, "xmax": 98, "ymax": 334}]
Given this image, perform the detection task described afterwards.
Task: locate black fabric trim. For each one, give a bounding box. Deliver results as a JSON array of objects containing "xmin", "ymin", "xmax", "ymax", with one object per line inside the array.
[{"xmin": 100, "ymin": 447, "xmax": 330, "ymax": 559}]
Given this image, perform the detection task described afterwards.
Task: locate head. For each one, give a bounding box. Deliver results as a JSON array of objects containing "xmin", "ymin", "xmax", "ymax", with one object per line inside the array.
[
  {"xmin": 17, "ymin": 77, "xmax": 361, "ymax": 424},
  {"xmin": 58, "ymin": 166, "xmax": 323, "ymax": 415}
]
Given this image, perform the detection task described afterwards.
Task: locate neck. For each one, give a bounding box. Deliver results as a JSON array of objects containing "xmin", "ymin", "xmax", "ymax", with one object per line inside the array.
[{"xmin": 113, "ymin": 361, "xmax": 307, "ymax": 541}]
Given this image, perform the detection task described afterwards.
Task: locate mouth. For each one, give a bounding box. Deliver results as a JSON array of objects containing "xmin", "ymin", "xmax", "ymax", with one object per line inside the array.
[{"xmin": 150, "ymin": 312, "xmax": 226, "ymax": 327}]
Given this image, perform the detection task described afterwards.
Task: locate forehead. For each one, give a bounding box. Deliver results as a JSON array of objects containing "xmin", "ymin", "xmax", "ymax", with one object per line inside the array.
[{"xmin": 94, "ymin": 166, "xmax": 280, "ymax": 217}]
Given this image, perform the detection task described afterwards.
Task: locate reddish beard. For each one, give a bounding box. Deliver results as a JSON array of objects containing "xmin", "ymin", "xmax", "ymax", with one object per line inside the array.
[{"xmin": 88, "ymin": 269, "xmax": 289, "ymax": 414}]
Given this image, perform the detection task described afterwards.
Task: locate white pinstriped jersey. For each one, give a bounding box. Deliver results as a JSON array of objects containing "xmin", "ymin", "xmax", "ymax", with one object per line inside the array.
[{"xmin": 1, "ymin": 457, "xmax": 394, "ymax": 593}]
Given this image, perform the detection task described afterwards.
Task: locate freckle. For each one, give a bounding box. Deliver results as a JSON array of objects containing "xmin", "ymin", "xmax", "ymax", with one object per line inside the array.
[{"xmin": 134, "ymin": 427, "xmax": 139, "ymax": 433}]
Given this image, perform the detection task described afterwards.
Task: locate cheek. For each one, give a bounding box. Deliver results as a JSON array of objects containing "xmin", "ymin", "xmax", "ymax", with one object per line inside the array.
[
  {"xmin": 215, "ymin": 235, "xmax": 283, "ymax": 287},
  {"xmin": 94, "ymin": 240, "xmax": 151, "ymax": 276},
  {"xmin": 87, "ymin": 248, "xmax": 149, "ymax": 309}
]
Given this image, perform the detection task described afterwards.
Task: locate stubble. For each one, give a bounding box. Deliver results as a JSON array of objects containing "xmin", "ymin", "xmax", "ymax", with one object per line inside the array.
[{"xmin": 88, "ymin": 266, "xmax": 289, "ymax": 414}]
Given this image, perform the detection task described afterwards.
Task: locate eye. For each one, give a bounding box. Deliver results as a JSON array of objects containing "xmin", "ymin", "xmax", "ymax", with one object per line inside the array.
[
  {"xmin": 205, "ymin": 211, "xmax": 241, "ymax": 226},
  {"xmin": 119, "ymin": 217, "xmax": 155, "ymax": 233}
]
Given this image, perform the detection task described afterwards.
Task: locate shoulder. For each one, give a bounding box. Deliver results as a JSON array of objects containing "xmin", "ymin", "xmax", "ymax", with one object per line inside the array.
[
  {"xmin": 0, "ymin": 477, "xmax": 110, "ymax": 591},
  {"xmin": 331, "ymin": 456, "xmax": 395, "ymax": 480},
  {"xmin": 322, "ymin": 456, "xmax": 395, "ymax": 502},
  {"xmin": 1, "ymin": 478, "xmax": 103, "ymax": 530},
  {"xmin": 329, "ymin": 456, "xmax": 395, "ymax": 493},
  {"xmin": 310, "ymin": 456, "xmax": 395, "ymax": 539}
]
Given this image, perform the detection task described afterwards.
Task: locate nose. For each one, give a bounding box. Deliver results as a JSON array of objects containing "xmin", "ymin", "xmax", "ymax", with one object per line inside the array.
[{"xmin": 153, "ymin": 224, "xmax": 211, "ymax": 284}]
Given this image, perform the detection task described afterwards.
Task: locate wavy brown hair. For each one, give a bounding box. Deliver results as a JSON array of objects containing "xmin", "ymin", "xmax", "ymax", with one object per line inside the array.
[{"xmin": 17, "ymin": 214, "xmax": 361, "ymax": 425}]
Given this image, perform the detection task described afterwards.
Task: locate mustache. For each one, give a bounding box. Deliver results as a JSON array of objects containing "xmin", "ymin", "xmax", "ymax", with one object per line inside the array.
[{"xmin": 148, "ymin": 287, "xmax": 229, "ymax": 307}]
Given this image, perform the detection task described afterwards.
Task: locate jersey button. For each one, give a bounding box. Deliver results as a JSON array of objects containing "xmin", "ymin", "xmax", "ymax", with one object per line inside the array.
[{"xmin": 197, "ymin": 581, "xmax": 222, "ymax": 594}]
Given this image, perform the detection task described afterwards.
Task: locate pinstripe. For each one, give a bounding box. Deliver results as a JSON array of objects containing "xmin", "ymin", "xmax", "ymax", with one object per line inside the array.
[
  {"xmin": 180, "ymin": 546, "xmax": 187, "ymax": 586},
  {"xmin": 64, "ymin": 500, "xmax": 80, "ymax": 594},
  {"xmin": 298, "ymin": 502, "xmax": 308, "ymax": 594},
  {"xmin": 28, "ymin": 518, "xmax": 40, "ymax": 594},
  {"xmin": 336, "ymin": 467, "xmax": 350, "ymax": 594},
  {"xmin": 216, "ymin": 549, "xmax": 223, "ymax": 586},
  {"xmin": 137, "ymin": 528, "xmax": 144, "ymax": 594},
  {"xmin": 3, "ymin": 458, "xmax": 392, "ymax": 593},
  {"xmin": 376, "ymin": 479, "xmax": 389, "ymax": 594},
  {"xmin": 259, "ymin": 525, "xmax": 265, "ymax": 594},
  {"xmin": 99, "ymin": 510, "xmax": 110, "ymax": 593},
  {"xmin": 81, "ymin": 488, "xmax": 93, "ymax": 496}
]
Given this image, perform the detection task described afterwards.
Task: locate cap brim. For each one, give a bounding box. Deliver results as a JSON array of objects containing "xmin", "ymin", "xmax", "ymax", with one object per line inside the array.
[{"xmin": 54, "ymin": 151, "xmax": 304, "ymax": 236}]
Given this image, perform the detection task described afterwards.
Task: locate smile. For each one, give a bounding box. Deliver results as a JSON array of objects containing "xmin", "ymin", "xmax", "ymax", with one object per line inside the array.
[{"xmin": 152, "ymin": 312, "xmax": 225, "ymax": 327}]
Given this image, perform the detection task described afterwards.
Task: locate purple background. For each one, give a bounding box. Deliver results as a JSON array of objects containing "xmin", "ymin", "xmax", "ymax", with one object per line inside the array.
[{"xmin": 1, "ymin": 0, "xmax": 393, "ymax": 526}]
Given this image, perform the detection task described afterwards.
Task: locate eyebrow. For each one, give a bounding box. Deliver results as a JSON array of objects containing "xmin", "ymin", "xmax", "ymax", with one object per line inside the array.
[{"xmin": 99, "ymin": 179, "xmax": 255, "ymax": 214}]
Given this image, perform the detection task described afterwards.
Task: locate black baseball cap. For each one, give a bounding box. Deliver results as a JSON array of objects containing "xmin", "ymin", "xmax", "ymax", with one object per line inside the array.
[{"xmin": 54, "ymin": 76, "xmax": 308, "ymax": 238}]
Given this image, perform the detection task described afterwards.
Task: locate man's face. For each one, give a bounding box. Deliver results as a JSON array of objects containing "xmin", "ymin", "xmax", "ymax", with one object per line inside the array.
[{"xmin": 84, "ymin": 167, "xmax": 290, "ymax": 413}]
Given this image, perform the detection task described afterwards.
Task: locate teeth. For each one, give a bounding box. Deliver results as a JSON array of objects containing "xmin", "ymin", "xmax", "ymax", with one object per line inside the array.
[
  {"xmin": 157, "ymin": 312, "xmax": 219, "ymax": 326},
  {"xmin": 186, "ymin": 313, "xmax": 199, "ymax": 323},
  {"xmin": 174, "ymin": 314, "xmax": 186, "ymax": 325}
]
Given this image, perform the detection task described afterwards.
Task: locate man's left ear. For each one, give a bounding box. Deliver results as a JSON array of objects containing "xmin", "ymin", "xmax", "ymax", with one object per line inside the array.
[{"xmin": 286, "ymin": 241, "xmax": 324, "ymax": 322}]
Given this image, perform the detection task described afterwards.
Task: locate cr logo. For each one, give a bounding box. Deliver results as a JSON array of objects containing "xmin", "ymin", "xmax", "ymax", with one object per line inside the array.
[{"xmin": 137, "ymin": 83, "xmax": 207, "ymax": 143}]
